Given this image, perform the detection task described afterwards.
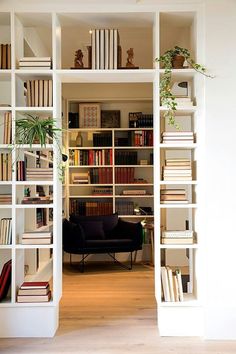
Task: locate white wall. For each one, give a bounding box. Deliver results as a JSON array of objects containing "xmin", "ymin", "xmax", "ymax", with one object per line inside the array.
[{"xmin": 204, "ymin": 0, "xmax": 236, "ymax": 339}]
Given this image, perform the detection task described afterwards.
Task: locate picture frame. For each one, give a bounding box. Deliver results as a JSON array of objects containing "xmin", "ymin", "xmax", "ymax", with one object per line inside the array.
[
  {"xmin": 171, "ymin": 80, "xmax": 191, "ymax": 98},
  {"xmin": 79, "ymin": 103, "xmax": 101, "ymax": 128},
  {"xmin": 101, "ymin": 110, "xmax": 120, "ymax": 128}
]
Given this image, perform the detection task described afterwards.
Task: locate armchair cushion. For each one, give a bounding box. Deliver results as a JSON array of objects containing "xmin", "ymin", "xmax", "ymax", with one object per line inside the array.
[{"xmin": 78, "ymin": 220, "xmax": 105, "ymax": 240}]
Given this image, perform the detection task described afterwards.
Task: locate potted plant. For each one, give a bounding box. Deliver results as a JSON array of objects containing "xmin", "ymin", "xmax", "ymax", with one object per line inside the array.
[{"xmin": 156, "ymin": 46, "xmax": 213, "ymax": 128}]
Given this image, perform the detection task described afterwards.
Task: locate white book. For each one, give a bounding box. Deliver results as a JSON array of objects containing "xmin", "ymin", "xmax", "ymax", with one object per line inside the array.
[
  {"xmin": 162, "ymin": 131, "xmax": 193, "ymax": 136},
  {"xmin": 19, "ymin": 57, "xmax": 51, "ymax": 62},
  {"xmin": 113, "ymin": 29, "xmax": 118, "ymax": 69},
  {"xmin": 21, "ymin": 238, "xmax": 52, "ymax": 245},
  {"xmin": 161, "ymin": 266, "xmax": 170, "ymax": 301},
  {"xmin": 34, "ymin": 80, "xmax": 39, "ymax": 107},
  {"xmin": 176, "ymin": 270, "xmax": 184, "ymax": 301},
  {"xmin": 95, "ymin": 29, "xmax": 100, "ymax": 70},
  {"xmin": 173, "ymin": 275, "xmax": 180, "ymax": 302},
  {"xmin": 22, "ymin": 231, "xmax": 52, "ymax": 239},
  {"xmin": 19, "ymin": 66, "xmax": 51, "ymax": 70},
  {"xmin": 19, "ymin": 61, "xmax": 51, "ymax": 66},
  {"xmin": 48, "ymin": 80, "xmax": 53, "ymax": 107},
  {"xmin": 7, "ymin": 220, "xmax": 12, "ymax": 245},
  {"xmin": 109, "ymin": 29, "xmax": 114, "ymax": 69},
  {"xmin": 99, "ymin": 29, "xmax": 104, "ymax": 70},
  {"xmin": 167, "ymin": 267, "xmax": 175, "ymax": 301},
  {"xmin": 43, "ymin": 80, "xmax": 48, "ymax": 107},
  {"xmin": 91, "ymin": 30, "xmax": 96, "ymax": 70},
  {"xmin": 162, "ymin": 230, "xmax": 193, "ymax": 238},
  {"xmin": 104, "ymin": 29, "xmax": 109, "ymax": 70}
]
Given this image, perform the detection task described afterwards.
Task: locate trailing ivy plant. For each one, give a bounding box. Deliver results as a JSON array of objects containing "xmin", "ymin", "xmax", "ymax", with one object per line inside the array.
[{"xmin": 156, "ymin": 46, "xmax": 214, "ymax": 128}]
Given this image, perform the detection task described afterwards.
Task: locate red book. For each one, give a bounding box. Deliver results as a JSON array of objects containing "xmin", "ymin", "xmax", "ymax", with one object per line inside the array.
[
  {"xmin": 0, "ymin": 260, "xmax": 12, "ymax": 301},
  {"xmin": 20, "ymin": 281, "xmax": 49, "ymax": 289}
]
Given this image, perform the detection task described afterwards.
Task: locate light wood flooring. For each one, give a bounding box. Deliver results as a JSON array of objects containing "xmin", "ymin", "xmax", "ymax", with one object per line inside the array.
[{"xmin": 0, "ymin": 262, "xmax": 236, "ymax": 353}]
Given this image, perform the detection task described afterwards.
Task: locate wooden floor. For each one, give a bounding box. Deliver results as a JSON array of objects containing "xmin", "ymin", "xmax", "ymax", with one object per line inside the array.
[{"xmin": 0, "ymin": 262, "xmax": 236, "ymax": 353}]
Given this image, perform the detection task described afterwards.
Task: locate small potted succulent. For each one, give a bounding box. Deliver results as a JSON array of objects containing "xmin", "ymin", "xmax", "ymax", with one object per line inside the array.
[{"xmin": 156, "ymin": 46, "xmax": 213, "ymax": 128}]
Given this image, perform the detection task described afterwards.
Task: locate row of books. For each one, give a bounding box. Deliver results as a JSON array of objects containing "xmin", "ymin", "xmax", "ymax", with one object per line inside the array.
[
  {"xmin": 0, "ymin": 194, "xmax": 12, "ymax": 204},
  {"xmin": 26, "ymin": 168, "xmax": 53, "ymax": 181},
  {"xmin": 92, "ymin": 187, "xmax": 113, "ymax": 195},
  {"xmin": 93, "ymin": 133, "xmax": 112, "ymax": 147},
  {"xmin": 115, "ymin": 151, "xmax": 138, "ymax": 165},
  {"xmin": 129, "ymin": 130, "xmax": 153, "ymax": 147},
  {"xmin": 0, "ymin": 260, "xmax": 11, "ymax": 302},
  {"xmin": 161, "ymin": 131, "xmax": 194, "ymax": 144},
  {"xmin": 161, "ymin": 266, "xmax": 184, "ymax": 302},
  {"xmin": 19, "ymin": 57, "xmax": 51, "ymax": 70},
  {"xmin": 115, "ymin": 167, "xmax": 135, "ymax": 184},
  {"xmin": 70, "ymin": 200, "xmax": 113, "ymax": 216},
  {"xmin": 0, "ymin": 153, "xmax": 12, "ymax": 181},
  {"xmin": 17, "ymin": 281, "xmax": 51, "ymax": 303},
  {"xmin": 0, "ymin": 218, "xmax": 12, "ymax": 245},
  {"xmin": 0, "ymin": 44, "xmax": 11, "ymax": 69},
  {"xmin": 25, "ymin": 79, "xmax": 53, "ymax": 107},
  {"xmin": 161, "ymin": 230, "xmax": 194, "ymax": 245},
  {"xmin": 91, "ymin": 28, "xmax": 120, "ymax": 70},
  {"xmin": 21, "ymin": 196, "xmax": 52, "ymax": 204},
  {"xmin": 160, "ymin": 189, "xmax": 188, "ymax": 204},
  {"xmin": 90, "ymin": 168, "xmax": 113, "ymax": 184},
  {"xmin": 3, "ymin": 112, "xmax": 12, "ymax": 145},
  {"xmin": 122, "ymin": 189, "xmax": 147, "ymax": 195},
  {"xmin": 129, "ymin": 113, "xmax": 153, "ymax": 128},
  {"xmin": 115, "ymin": 201, "xmax": 134, "ymax": 215},
  {"xmin": 21, "ymin": 231, "xmax": 52, "ymax": 245},
  {"xmin": 162, "ymin": 158, "xmax": 192, "ymax": 181},
  {"xmin": 69, "ymin": 149, "xmax": 113, "ymax": 166}
]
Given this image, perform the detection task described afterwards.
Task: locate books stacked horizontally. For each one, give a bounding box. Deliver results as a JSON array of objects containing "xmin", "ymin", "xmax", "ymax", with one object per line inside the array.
[
  {"xmin": 0, "ymin": 260, "xmax": 11, "ymax": 302},
  {"xmin": 0, "ymin": 44, "xmax": 11, "ymax": 69},
  {"xmin": 72, "ymin": 172, "xmax": 90, "ymax": 184},
  {"xmin": 26, "ymin": 168, "xmax": 53, "ymax": 181},
  {"xmin": 0, "ymin": 153, "xmax": 12, "ymax": 181},
  {"xmin": 19, "ymin": 57, "xmax": 51, "ymax": 70},
  {"xmin": 122, "ymin": 189, "xmax": 147, "ymax": 195},
  {"xmin": 161, "ymin": 131, "xmax": 194, "ymax": 144},
  {"xmin": 21, "ymin": 196, "xmax": 52, "ymax": 204},
  {"xmin": 0, "ymin": 218, "xmax": 12, "ymax": 245},
  {"xmin": 161, "ymin": 266, "xmax": 184, "ymax": 302},
  {"xmin": 161, "ymin": 230, "xmax": 194, "ymax": 245},
  {"xmin": 3, "ymin": 112, "xmax": 12, "ymax": 144},
  {"xmin": 163, "ymin": 158, "xmax": 192, "ymax": 181},
  {"xmin": 175, "ymin": 97, "xmax": 193, "ymax": 107},
  {"xmin": 91, "ymin": 29, "xmax": 120, "ymax": 69},
  {"xmin": 17, "ymin": 281, "xmax": 51, "ymax": 303},
  {"xmin": 0, "ymin": 194, "xmax": 12, "ymax": 204},
  {"xmin": 25, "ymin": 79, "xmax": 53, "ymax": 107},
  {"xmin": 160, "ymin": 189, "xmax": 188, "ymax": 204},
  {"xmin": 21, "ymin": 231, "xmax": 52, "ymax": 245}
]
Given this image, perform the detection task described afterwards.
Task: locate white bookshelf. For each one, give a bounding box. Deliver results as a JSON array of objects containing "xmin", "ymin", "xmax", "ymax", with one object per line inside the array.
[{"xmin": 0, "ymin": 4, "xmax": 205, "ymax": 338}]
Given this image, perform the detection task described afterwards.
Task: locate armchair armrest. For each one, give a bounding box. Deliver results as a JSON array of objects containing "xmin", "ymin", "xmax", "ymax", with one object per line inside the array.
[{"xmin": 63, "ymin": 219, "xmax": 85, "ymax": 253}]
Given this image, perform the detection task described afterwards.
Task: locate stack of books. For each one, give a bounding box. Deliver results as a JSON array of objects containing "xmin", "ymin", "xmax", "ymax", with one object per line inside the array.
[
  {"xmin": 25, "ymin": 79, "xmax": 53, "ymax": 107},
  {"xmin": 162, "ymin": 158, "xmax": 192, "ymax": 181},
  {"xmin": 0, "ymin": 194, "xmax": 12, "ymax": 204},
  {"xmin": 161, "ymin": 266, "xmax": 184, "ymax": 302},
  {"xmin": 0, "ymin": 44, "xmax": 11, "ymax": 69},
  {"xmin": 92, "ymin": 187, "xmax": 113, "ymax": 196},
  {"xmin": 19, "ymin": 57, "xmax": 51, "ymax": 70},
  {"xmin": 3, "ymin": 112, "xmax": 12, "ymax": 145},
  {"xmin": 17, "ymin": 281, "xmax": 51, "ymax": 303},
  {"xmin": 26, "ymin": 168, "xmax": 53, "ymax": 181},
  {"xmin": 160, "ymin": 189, "xmax": 188, "ymax": 204},
  {"xmin": 91, "ymin": 29, "xmax": 120, "ymax": 69},
  {"xmin": 122, "ymin": 189, "xmax": 147, "ymax": 195},
  {"xmin": 21, "ymin": 196, "xmax": 52, "ymax": 204},
  {"xmin": 161, "ymin": 131, "xmax": 194, "ymax": 144},
  {"xmin": 161, "ymin": 230, "xmax": 194, "ymax": 245},
  {"xmin": 0, "ymin": 259, "xmax": 11, "ymax": 302},
  {"xmin": 0, "ymin": 218, "xmax": 12, "ymax": 245},
  {"xmin": 175, "ymin": 97, "xmax": 193, "ymax": 107},
  {"xmin": 21, "ymin": 231, "xmax": 52, "ymax": 245},
  {"xmin": 72, "ymin": 172, "xmax": 90, "ymax": 184}
]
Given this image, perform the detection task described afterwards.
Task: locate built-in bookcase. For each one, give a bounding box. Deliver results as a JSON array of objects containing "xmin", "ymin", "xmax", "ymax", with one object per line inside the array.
[{"xmin": 0, "ymin": 5, "xmax": 204, "ymax": 338}]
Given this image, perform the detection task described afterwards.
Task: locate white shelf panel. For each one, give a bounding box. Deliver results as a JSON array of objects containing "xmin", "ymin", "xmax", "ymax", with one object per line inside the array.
[
  {"xmin": 160, "ymin": 244, "xmax": 198, "ymax": 249},
  {"xmin": 69, "ymin": 165, "xmax": 112, "ymax": 168},
  {"xmin": 0, "ymin": 181, "xmax": 12, "ymax": 185},
  {"xmin": 159, "ymin": 144, "xmax": 197, "ymax": 149},
  {"xmin": 69, "ymin": 195, "xmax": 112, "ymax": 199},
  {"xmin": 57, "ymin": 69, "xmax": 155, "ymax": 83},
  {"xmin": 0, "ymin": 145, "xmax": 11, "ymax": 149},
  {"xmin": 68, "ymin": 146, "xmax": 112, "ymax": 150},
  {"xmin": 0, "ymin": 245, "xmax": 12, "ymax": 249},
  {"xmin": 15, "ymin": 181, "xmax": 54, "ymax": 185},
  {"xmin": 159, "ymin": 181, "xmax": 197, "ymax": 185},
  {"xmin": 0, "ymin": 205, "xmax": 12, "ymax": 209},
  {"xmin": 69, "ymin": 183, "xmax": 112, "ymax": 186},
  {"xmin": 15, "ymin": 107, "xmax": 54, "ymax": 113},
  {"xmin": 0, "ymin": 70, "xmax": 11, "ymax": 80},
  {"xmin": 10, "ymin": 299, "xmax": 55, "ymax": 307},
  {"xmin": 15, "ymin": 244, "xmax": 53, "ymax": 249},
  {"xmin": 0, "ymin": 107, "xmax": 12, "ymax": 111},
  {"xmin": 15, "ymin": 69, "xmax": 53, "ymax": 79},
  {"xmin": 16, "ymin": 144, "xmax": 53, "ymax": 150},
  {"xmin": 160, "ymin": 294, "xmax": 200, "ymax": 307},
  {"xmin": 116, "ymin": 195, "xmax": 154, "ymax": 198},
  {"xmin": 160, "ymin": 203, "xmax": 197, "ymax": 208},
  {"xmin": 159, "ymin": 68, "xmax": 196, "ymax": 80},
  {"xmin": 16, "ymin": 204, "xmax": 54, "ymax": 209}
]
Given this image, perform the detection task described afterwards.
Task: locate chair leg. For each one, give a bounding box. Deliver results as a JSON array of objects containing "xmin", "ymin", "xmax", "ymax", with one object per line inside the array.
[
  {"xmin": 130, "ymin": 252, "xmax": 133, "ymax": 270},
  {"xmin": 70, "ymin": 253, "xmax": 72, "ymax": 265}
]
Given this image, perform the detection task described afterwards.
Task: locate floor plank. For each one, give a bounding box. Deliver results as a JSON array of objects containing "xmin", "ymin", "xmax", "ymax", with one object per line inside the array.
[{"xmin": 0, "ymin": 263, "xmax": 236, "ymax": 353}]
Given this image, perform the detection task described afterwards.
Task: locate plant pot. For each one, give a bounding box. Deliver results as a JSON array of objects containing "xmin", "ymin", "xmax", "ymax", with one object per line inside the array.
[{"xmin": 172, "ymin": 55, "xmax": 185, "ymax": 69}]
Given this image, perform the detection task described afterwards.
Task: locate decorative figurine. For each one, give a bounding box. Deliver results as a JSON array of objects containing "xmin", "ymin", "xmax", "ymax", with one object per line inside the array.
[
  {"xmin": 126, "ymin": 48, "xmax": 135, "ymax": 68},
  {"xmin": 74, "ymin": 49, "xmax": 84, "ymax": 69}
]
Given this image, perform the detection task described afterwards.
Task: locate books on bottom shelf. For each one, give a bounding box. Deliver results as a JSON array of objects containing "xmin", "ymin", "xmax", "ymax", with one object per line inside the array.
[
  {"xmin": 0, "ymin": 259, "xmax": 12, "ymax": 302},
  {"xmin": 21, "ymin": 231, "xmax": 52, "ymax": 245},
  {"xmin": 17, "ymin": 281, "xmax": 51, "ymax": 303},
  {"xmin": 161, "ymin": 230, "xmax": 194, "ymax": 245},
  {"xmin": 161, "ymin": 266, "xmax": 184, "ymax": 302},
  {"xmin": 0, "ymin": 218, "xmax": 12, "ymax": 245}
]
